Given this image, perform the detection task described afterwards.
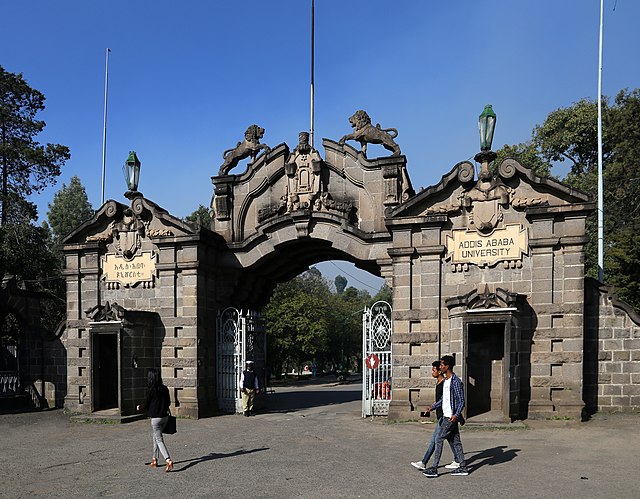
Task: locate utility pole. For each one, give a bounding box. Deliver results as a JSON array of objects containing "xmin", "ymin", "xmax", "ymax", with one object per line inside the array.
[
  {"xmin": 310, "ymin": 0, "xmax": 315, "ymax": 148},
  {"xmin": 101, "ymin": 48, "xmax": 111, "ymax": 206},
  {"xmin": 596, "ymin": 0, "xmax": 605, "ymax": 283}
]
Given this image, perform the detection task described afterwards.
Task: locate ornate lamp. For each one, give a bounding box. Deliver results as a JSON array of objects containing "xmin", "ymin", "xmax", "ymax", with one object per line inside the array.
[
  {"xmin": 474, "ymin": 105, "xmax": 497, "ymax": 178},
  {"xmin": 123, "ymin": 151, "xmax": 141, "ymax": 197},
  {"xmin": 478, "ymin": 105, "xmax": 496, "ymax": 151}
]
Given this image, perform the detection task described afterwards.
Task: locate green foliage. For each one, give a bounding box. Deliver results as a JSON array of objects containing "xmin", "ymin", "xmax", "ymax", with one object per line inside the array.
[
  {"xmin": 264, "ymin": 267, "xmax": 375, "ymax": 375},
  {"xmin": 0, "ymin": 66, "xmax": 70, "ymax": 226},
  {"xmin": 185, "ymin": 204, "xmax": 212, "ymax": 228},
  {"xmin": 264, "ymin": 270, "xmax": 332, "ymax": 374},
  {"xmin": 371, "ymin": 283, "xmax": 392, "ymax": 305},
  {"xmin": 605, "ymin": 221, "xmax": 640, "ymax": 305},
  {"xmin": 0, "ymin": 66, "xmax": 68, "ymax": 333},
  {"xmin": 503, "ymin": 89, "xmax": 640, "ymax": 308},
  {"xmin": 47, "ymin": 176, "xmax": 94, "ymax": 242},
  {"xmin": 334, "ymin": 275, "xmax": 347, "ymax": 294},
  {"xmin": 1, "ymin": 313, "xmax": 21, "ymax": 347},
  {"xmin": 533, "ymin": 98, "xmax": 606, "ymax": 176},
  {"xmin": 0, "ymin": 218, "xmax": 58, "ymax": 287},
  {"xmin": 544, "ymin": 90, "xmax": 640, "ymax": 307}
]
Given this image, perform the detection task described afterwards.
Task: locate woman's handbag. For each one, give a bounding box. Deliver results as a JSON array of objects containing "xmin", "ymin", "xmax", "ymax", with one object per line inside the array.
[{"xmin": 163, "ymin": 412, "xmax": 177, "ymax": 435}]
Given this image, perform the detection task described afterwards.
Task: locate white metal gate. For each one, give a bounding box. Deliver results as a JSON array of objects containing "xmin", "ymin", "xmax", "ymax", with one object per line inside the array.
[
  {"xmin": 216, "ymin": 308, "xmax": 266, "ymax": 413},
  {"xmin": 362, "ymin": 301, "xmax": 392, "ymax": 417}
]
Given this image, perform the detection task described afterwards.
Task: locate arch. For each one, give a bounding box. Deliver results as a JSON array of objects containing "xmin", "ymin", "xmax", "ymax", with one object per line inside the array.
[{"xmin": 224, "ymin": 214, "xmax": 392, "ymax": 307}]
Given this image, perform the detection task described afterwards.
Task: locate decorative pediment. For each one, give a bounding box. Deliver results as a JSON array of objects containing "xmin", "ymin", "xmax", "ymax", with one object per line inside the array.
[
  {"xmin": 212, "ymin": 134, "xmax": 406, "ymax": 243},
  {"xmin": 85, "ymin": 301, "xmax": 126, "ymax": 322},
  {"xmin": 445, "ymin": 285, "xmax": 519, "ymax": 312},
  {"xmin": 388, "ymin": 158, "xmax": 593, "ymax": 220},
  {"xmin": 63, "ymin": 195, "xmax": 198, "ymax": 247}
]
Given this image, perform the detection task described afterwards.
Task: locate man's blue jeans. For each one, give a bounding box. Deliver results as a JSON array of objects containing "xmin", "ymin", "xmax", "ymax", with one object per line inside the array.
[
  {"xmin": 422, "ymin": 418, "xmax": 457, "ymax": 465},
  {"xmin": 430, "ymin": 416, "xmax": 466, "ymax": 468}
]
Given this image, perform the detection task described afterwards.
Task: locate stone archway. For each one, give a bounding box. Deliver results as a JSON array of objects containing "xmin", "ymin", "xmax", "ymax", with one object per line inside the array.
[
  {"xmin": 209, "ymin": 137, "xmax": 411, "ymax": 307},
  {"xmin": 62, "ymin": 115, "xmax": 599, "ymax": 421}
]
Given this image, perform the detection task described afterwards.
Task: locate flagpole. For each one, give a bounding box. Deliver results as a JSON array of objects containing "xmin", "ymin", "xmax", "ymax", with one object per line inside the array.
[
  {"xmin": 101, "ymin": 48, "xmax": 111, "ymax": 206},
  {"xmin": 310, "ymin": 0, "xmax": 315, "ymax": 148},
  {"xmin": 597, "ymin": 0, "xmax": 604, "ymax": 282}
]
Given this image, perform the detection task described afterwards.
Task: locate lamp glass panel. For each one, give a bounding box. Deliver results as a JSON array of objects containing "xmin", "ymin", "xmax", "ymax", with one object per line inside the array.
[
  {"xmin": 132, "ymin": 164, "xmax": 140, "ymax": 190},
  {"xmin": 479, "ymin": 119, "xmax": 488, "ymax": 150},
  {"xmin": 485, "ymin": 116, "xmax": 496, "ymax": 150}
]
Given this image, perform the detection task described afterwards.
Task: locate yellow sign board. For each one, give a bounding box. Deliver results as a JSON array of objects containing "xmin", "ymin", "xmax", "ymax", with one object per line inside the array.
[
  {"xmin": 103, "ymin": 252, "xmax": 156, "ymax": 287},
  {"xmin": 446, "ymin": 224, "xmax": 528, "ymax": 267}
]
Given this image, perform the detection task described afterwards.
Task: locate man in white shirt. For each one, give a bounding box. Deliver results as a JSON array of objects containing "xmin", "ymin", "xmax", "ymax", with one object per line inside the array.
[{"xmin": 423, "ymin": 355, "xmax": 469, "ymax": 477}]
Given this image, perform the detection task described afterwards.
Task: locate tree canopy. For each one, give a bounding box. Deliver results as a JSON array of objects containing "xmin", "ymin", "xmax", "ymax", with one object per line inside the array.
[
  {"xmin": 263, "ymin": 267, "xmax": 389, "ymax": 376},
  {"xmin": 185, "ymin": 204, "xmax": 212, "ymax": 229},
  {"xmin": 334, "ymin": 275, "xmax": 347, "ymax": 294},
  {"xmin": 496, "ymin": 88, "xmax": 640, "ymax": 308},
  {"xmin": 0, "ymin": 66, "xmax": 69, "ymax": 338},
  {"xmin": 0, "ymin": 66, "xmax": 70, "ymax": 226},
  {"xmin": 47, "ymin": 175, "xmax": 94, "ymax": 243}
]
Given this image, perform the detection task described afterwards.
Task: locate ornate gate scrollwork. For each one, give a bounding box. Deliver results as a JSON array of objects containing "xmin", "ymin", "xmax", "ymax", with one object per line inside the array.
[
  {"xmin": 216, "ymin": 308, "xmax": 266, "ymax": 413},
  {"xmin": 362, "ymin": 301, "xmax": 392, "ymax": 417}
]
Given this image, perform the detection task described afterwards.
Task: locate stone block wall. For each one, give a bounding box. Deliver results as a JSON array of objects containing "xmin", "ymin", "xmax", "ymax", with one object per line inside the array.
[
  {"xmin": 387, "ymin": 184, "xmax": 592, "ymax": 421},
  {"xmin": 584, "ymin": 278, "xmax": 640, "ymax": 413},
  {"xmin": 1, "ymin": 280, "xmax": 66, "ymax": 410},
  {"xmin": 63, "ymin": 222, "xmax": 220, "ymax": 418}
]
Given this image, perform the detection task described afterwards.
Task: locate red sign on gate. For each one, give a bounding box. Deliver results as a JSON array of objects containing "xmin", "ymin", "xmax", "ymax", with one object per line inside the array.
[{"xmin": 365, "ymin": 353, "xmax": 380, "ymax": 370}]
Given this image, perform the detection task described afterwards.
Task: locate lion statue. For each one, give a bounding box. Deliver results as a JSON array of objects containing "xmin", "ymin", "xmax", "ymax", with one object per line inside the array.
[
  {"xmin": 338, "ymin": 110, "xmax": 401, "ymax": 157},
  {"xmin": 218, "ymin": 124, "xmax": 271, "ymax": 175}
]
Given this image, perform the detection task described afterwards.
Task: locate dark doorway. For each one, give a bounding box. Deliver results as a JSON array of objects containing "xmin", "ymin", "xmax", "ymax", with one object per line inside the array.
[
  {"xmin": 466, "ymin": 322, "xmax": 505, "ymax": 420},
  {"xmin": 94, "ymin": 334, "xmax": 119, "ymax": 410}
]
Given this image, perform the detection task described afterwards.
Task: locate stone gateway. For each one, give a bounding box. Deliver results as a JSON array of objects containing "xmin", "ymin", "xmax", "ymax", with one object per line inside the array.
[{"xmin": 60, "ymin": 116, "xmax": 640, "ymax": 421}]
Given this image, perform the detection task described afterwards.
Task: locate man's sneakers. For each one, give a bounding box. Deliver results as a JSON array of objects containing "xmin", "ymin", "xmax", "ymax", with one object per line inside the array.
[
  {"xmin": 410, "ymin": 461, "xmax": 426, "ymax": 471},
  {"xmin": 422, "ymin": 467, "xmax": 438, "ymax": 478},
  {"xmin": 444, "ymin": 461, "xmax": 460, "ymax": 469},
  {"xmin": 421, "ymin": 465, "xmax": 469, "ymax": 477},
  {"xmin": 451, "ymin": 467, "xmax": 470, "ymax": 476}
]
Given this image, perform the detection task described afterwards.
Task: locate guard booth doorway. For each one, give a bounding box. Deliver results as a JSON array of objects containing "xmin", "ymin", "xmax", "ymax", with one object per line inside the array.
[
  {"xmin": 91, "ymin": 327, "xmax": 120, "ymax": 411},
  {"xmin": 465, "ymin": 321, "xmax": 509, "ymax": 422}
]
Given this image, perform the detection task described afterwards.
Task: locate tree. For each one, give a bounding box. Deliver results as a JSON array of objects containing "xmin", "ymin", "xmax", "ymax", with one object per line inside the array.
[
  {"xmin": 264, "ymin": 271, "xmax": 332, "ymax": 376},
  {"xmin": 334, "ymin": 275, "xmax": 347, "ymax": 294},
  {"xmin": 185, "ymin": 204, "xmax": 212, "ymax": 229},
  {"xmin": 371, "ymin": 283, "xmax": 392, "ymax": 305},
  {"xmin": 0, "ymin": 66, "xmax": 70, "ymax": 226},
  {"xmin": 503, "ymin": 89, "xmax": 640, "ymax": 308},
  {"xmin": 47, "ymin": 176, "xmax": 94, "ymax": 243},
  {"xmin": 0, "ymin": 66, "xmax": 69, "ymax": 337},
  {"xmin": 263, "ymin": 267, "xmax": 375, "ymax": 376},
  {"xmin": 0, "ymin": 220, "xmax": 58, "ymax": 287}
]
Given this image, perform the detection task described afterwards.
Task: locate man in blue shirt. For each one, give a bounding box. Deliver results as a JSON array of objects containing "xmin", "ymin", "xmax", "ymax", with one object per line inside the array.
[{"xmin": 423, "ymin": 355, "xmax": 469, "ymax": 477}]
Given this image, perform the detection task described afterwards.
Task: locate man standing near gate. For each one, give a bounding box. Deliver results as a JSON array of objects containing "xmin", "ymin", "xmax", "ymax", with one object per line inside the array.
[
  {"xmin": 241, "ymin": 361, "xmax": 260, "ymax": 416},
  {"xmin": 423, "ymin": 355, "xmax": 470, "ymax": 477}
]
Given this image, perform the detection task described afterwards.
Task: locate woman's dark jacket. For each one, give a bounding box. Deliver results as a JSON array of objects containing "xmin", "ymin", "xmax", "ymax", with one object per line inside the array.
[{"xmin": 145, "ymin": 385, "xmax": 171, "ymax": 418}]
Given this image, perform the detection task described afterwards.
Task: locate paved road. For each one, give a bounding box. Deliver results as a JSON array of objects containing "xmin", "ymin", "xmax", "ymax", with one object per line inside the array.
[{"xmin": 1, "ymin": 379, "xmax": 638, "ymax": 498}]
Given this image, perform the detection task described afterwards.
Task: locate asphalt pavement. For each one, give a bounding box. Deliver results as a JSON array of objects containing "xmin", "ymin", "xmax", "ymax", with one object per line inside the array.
[{"xmin": 1, "ymin": 377, "xmax": 638, "ymax": 498}]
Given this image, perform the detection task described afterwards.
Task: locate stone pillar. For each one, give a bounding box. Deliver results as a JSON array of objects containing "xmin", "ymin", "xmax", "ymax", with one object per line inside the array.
[
  {"xmin": 387, "ymin": 245, "xmax": 414, "ymax": 419},
  {"xmin": 527, "ymin": 237, "xmax": 557, "ymax": 418}
]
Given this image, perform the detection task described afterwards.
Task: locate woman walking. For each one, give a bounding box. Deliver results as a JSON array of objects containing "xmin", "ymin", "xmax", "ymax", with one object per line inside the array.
[{"xmin": 137, "ymin": 368, "xmax": 174, "ymax": 472}]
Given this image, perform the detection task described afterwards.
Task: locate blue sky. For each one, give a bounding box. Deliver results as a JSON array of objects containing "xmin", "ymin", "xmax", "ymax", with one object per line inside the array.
[{"xmin": 3, "ymin": 1, "xmax": 639, "ymax": 292}]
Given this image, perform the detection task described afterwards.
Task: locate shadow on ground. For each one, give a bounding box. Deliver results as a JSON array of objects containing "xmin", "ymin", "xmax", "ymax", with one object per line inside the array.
[
  {"xmin": 465, "ymin": 445, "xmax": 520, "ymax": 471},
  {"xmin": 172, "ymin": 447, "xmax": 269, "ymax": 472}
]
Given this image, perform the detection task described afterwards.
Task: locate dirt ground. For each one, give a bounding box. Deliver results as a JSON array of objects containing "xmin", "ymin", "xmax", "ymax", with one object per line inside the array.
[{"xmin": 1, "ymin": 381, "xmax": 638, "ymax": 498}]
